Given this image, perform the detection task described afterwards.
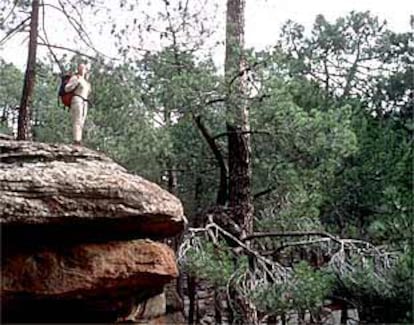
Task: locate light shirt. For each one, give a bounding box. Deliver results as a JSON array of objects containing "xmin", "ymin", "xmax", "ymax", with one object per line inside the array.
[{"xmin": 65, "ymin": 75, "xmax": 91, "ymax": 100}]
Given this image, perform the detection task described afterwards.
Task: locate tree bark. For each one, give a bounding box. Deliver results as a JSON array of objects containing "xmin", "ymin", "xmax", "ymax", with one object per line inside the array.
[
  {"xmin": 224, "ymin": 1, "xmax": 254, "ymax": 324},
  {"xmin": 225, "ymin": 0, "xmax": 253, "ymax": 236},
  {"xmin": 17, "ymin": 0, "xmax": 39, "ymax": 140}
]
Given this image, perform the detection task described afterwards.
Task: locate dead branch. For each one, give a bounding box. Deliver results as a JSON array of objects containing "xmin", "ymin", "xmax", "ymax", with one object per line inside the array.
[
  {"xmin": 212, "ymin": 130, "xmax": 271, "ymax": 141},
  {"xmin": 0, "ymin": 17, "xmax": 30, "ymax": 46},
  {"xmin": 253, "ymin": 185, "xmax": 277, "ymax": 199},
  {"xmin": 262, "ymin": 237, "xmax": 332, "ymax": 256},
  {"xmin": 36, "ymin": 42, "xmax": 97, "ymax": 60},
  {"xmin": 39, "ymin": 0, "xmax": 63, "ymax": 73},
  {"xmin": 228, "ymin": 61, "xmax": 262, "ymax": 88},
  {"xmin": 178, "ymin": 216, "xmax": 399, "ymax": 325},
  {"xmin": 193, "ymin": 114, "xmax": 228, "ymax": 205},
  {"xmin": 2, "ymin": 1, "xmax": 18, "ymax": 26},
  {"xmin": 57, "ymin": 0, "xmax": 94, "ymax": 46},
  {"xmin": 179, "ymin": 218, "xmax": 398, "ymax": 283},
  {"xmin": 241, "ymin": 231, "xmax": 342, "ymax": 244},
  {"xmin": 41, "ymin": 1, "xmax": 116, "ymax": 60}
]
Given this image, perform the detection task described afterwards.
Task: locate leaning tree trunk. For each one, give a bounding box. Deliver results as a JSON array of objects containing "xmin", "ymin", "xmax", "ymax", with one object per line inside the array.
[
  {"xmin": 17, "ymin": 0, "xmax": 39, "ymax": 140},
  {"xmin": 225, "ymin": 0, "xmax": 253, "ymax": 236}
]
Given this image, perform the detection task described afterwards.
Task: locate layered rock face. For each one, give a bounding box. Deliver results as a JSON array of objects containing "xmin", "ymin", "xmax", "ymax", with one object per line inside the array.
[{"xmin": 0, "ymin": 140, "xmax": 185, "ymax": 323}]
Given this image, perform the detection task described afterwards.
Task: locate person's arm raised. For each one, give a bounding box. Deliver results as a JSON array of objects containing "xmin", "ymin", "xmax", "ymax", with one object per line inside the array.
[{"xmin": 64, "ymin": 76, "xmax": 79, "ymax": 92}]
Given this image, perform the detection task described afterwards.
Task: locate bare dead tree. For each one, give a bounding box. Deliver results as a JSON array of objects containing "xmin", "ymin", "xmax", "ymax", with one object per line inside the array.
[{"xmin": 178, "ymin": 217, "xmax": 399, "ymax": 325}]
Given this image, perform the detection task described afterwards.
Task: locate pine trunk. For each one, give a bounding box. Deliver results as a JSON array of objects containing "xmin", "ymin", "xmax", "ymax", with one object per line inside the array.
[
  {"xmin": 17, "ymin": 0, "xmax": 39, "ymax": 140},
  {"xmin": 225, "ymin": 0, "xmax": 253, "ymax": 235}
]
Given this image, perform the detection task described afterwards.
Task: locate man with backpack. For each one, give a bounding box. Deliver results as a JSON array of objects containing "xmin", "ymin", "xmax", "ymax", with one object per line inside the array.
[{"xmin": 62, "ymin": 63, "xmax": 91, "ymax": 146}]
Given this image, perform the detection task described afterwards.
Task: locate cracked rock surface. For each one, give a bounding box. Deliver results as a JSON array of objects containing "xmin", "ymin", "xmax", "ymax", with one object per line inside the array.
[{"xmin": 0, "ymin": 140, "xmax": 185, "ymax": 241}]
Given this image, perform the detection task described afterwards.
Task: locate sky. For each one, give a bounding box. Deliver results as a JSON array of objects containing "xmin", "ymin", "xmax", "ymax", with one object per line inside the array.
[
  {"xmin": 245, "ymin": 0, "xmax": 412, "ymax": 48},
  {"xmin": 0, "ymin": 0, "xmax": 412, "ymax": 70}
]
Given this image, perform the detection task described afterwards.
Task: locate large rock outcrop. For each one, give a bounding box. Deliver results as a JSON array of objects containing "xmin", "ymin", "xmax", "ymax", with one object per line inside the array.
[
  {"xmin": 1, "ymin": 140, "xmax": 184, "ymax": 241},
  {"xmin": 0, "ymin": 139, "xmax": 186, "ymax": 323},
  {"xmin": 3, "ymin": 240, "xmax": 178, "ymax": 298}
]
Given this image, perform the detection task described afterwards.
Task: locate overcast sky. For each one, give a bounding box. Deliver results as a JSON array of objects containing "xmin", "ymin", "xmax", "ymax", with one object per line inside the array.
[
  {"xmin": 0, "ymin": 0, "xmax": 412, "ymax": 69},
  {"xmin": 246, "ymin": 0, "xmax": 412, "ymax": 47}
]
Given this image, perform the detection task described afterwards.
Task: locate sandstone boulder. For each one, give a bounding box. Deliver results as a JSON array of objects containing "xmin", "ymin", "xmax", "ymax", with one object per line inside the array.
[
  {"xmin": 0, "ymin": 140, "xmax": 185, "ymax": 323},
  {"xmin": 2, "ymin": 239, "xmax": 177, "ymax": 298},
  {"xmin": 2, "ymin": 240, "xmax": 178, "ymax": 322},
  {"xmin": 0, "ymin": 140, "xmax": 185, "ymax": 243}
]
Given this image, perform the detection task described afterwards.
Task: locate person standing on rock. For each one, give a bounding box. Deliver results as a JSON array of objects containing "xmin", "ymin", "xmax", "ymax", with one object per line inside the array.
[{"xmin": 65, "ymin": 63, "xmax": 91, "ymax": 146}]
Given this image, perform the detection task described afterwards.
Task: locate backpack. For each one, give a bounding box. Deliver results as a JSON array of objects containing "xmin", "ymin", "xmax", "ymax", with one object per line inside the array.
[{"xmin": 58, "ymin": 74, "xmax": 76, "ymax": 107}]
